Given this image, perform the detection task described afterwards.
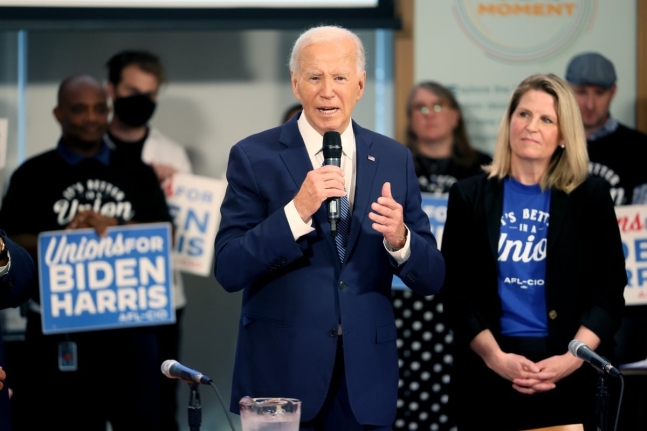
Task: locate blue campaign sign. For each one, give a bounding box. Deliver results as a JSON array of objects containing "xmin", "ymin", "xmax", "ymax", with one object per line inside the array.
[
  {"xmin": 615, "ymin": 205, "xmax": 647, "ymax": 305},
  {"xmin": 392, "ymin": 193, "xmax": 448, "ymax": 291},
  {"xmin": 37, "ymin": 223, "xmax": 175, "ymax": 334}
]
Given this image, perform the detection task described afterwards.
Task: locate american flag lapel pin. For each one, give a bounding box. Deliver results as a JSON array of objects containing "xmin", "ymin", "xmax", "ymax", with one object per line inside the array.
[{"xmin": 368, "ymin": 155, "xmax": 375, "ymax": 162}]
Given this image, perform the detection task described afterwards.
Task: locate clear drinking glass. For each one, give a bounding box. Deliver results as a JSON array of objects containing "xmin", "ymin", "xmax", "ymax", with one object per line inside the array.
[{"xmin": 239, "ymin": 397, "xmax": 301, "ymax": 431}]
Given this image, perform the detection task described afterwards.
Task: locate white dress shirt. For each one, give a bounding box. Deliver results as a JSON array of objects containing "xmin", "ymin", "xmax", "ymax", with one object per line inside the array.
[{"xmin": 283, "ymin": 113, "xmax": 411, "ymax": 264}]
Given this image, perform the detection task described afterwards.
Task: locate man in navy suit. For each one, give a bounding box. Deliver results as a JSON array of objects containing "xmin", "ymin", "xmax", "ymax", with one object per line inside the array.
[
  {"xmin": 0, "ymin": 232, "xmax": 37, "ymax": 431},
  {"xmin": 214, "ymin": 25, "xmax": 445, "ymax": 430}
]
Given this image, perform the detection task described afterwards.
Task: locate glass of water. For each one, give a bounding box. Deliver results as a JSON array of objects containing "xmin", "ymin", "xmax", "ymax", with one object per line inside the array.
[{"xmin": 239, "ymin": 397, "xmax": 301, "ymax": 431}]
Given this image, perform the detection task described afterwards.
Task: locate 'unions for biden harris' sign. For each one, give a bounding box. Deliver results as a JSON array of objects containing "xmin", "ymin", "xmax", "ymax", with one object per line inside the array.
[{"xmin": 37, "ymin": 223, "xmax": 174, "ymax": 334}]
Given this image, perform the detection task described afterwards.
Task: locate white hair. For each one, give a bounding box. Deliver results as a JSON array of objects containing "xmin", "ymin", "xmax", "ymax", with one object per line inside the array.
[{"xmin": 289, "ymin": 25, "xmax": 366, "ymax": 74}]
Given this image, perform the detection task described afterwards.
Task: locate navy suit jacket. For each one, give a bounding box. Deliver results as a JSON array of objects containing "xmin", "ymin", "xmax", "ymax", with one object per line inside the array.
[
  {"xmin": 214, "ymin": 116, "xmax": 445, "ymax": 426},
  {"xmin": 0, "ymin": 231, "xmax": 37, "ymax": 431}
]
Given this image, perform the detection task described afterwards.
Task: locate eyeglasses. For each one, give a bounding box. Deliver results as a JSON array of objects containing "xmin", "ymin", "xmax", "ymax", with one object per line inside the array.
[{"xmin": 412, "ymin": 103, "xmax": 445, "ymax": 115}]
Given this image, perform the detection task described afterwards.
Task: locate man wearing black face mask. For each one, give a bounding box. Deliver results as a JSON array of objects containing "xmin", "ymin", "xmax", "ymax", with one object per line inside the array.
[
  {"xmin": 105, "ymin": 50, "xmax": 191, "ymax": 183},
  {"xmin": 105, "ymin": 50, "xmax": 192, "ymax": 431}
]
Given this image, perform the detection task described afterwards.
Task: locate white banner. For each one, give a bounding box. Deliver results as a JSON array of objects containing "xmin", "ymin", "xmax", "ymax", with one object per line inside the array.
[
  {"xmin": 165, "ymin": 173, "xmax": 227, "ymax": 277},
  {"xmin": 415, "ymin": 0, "xmax": 636, "ymax": 155}
]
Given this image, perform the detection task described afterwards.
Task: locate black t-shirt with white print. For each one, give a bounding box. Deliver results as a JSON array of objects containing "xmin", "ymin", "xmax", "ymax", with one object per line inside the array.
[
  {"xmin": 414, "ymin": 150, "xmax": 492, "ymax": 196},
  {"xmin": 0, "ymin": 142, "xmax": 171, "ymax": 240},
  {"xmin": 587, "ymin": 123, "xmax": 647, "ymax": 205}
]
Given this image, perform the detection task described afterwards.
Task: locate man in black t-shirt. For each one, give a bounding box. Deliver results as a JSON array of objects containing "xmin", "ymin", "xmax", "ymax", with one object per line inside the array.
[
  {"xmin": 0, "ymin": 75, "xmax": 170, "ymax": 431},
  {"xmin": 566, "ymin": 52, "xmax": 647, "ymax": 206}
]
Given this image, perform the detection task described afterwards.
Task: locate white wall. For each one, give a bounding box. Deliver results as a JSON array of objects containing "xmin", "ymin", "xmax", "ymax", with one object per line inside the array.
[{"xmin": 414, "ymin": 0, "xmax": 637, "ymax": 154}]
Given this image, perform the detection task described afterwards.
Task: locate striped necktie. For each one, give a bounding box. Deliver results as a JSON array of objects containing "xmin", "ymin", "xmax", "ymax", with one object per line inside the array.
[
  {"xmin": 321, "ymin": 158, "xmax": 351, "ymax": 263},
  {"xmin": 336, "ymin": 193, "xmax": 350, "ymax": 263}
]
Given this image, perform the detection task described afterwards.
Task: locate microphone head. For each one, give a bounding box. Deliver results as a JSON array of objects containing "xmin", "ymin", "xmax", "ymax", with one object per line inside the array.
[
  {"xmin": 322, "ymin": 131, "xmax": 342, "ymax": 160},
  {"xmin": 161, "ymin": 359, "xmax": 178, "ymax": 378},
  {"xmin": 568, "ymin": 339, "xmax": 585, "ymax": 357}
]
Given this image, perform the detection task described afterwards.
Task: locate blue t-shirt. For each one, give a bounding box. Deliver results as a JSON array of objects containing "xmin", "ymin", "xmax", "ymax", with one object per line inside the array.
[{"xmin": 498, "ymin": 177, "xmax": 551, "ymax": 337}]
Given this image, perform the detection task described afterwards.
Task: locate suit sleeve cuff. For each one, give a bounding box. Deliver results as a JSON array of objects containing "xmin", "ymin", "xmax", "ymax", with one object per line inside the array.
[
  {"xmin": 384, "ymin": 225, "xmax": 411, "ymax": 265},
  {"xmin": 285, "ymin": 200, "xmax": 315, "ymax": 240}
]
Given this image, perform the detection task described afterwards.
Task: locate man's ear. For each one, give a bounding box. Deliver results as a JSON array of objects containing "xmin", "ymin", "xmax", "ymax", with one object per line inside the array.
[
  {"xmin": 53, "ymin": 106, "xmax": 63, "ymax": 124},
  {"xmin": 356, "ymin": 70, "xmax": 366, "ymax": 101},
  {"xmin": 106, "ymin": 82, "xmax": 116, "ymax": 101}
]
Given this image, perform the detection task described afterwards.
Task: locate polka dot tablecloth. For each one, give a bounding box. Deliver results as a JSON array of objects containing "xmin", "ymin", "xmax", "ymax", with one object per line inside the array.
[{"xmin": 392, "ymin": 289, "xmax": 457, "ymax": 431}]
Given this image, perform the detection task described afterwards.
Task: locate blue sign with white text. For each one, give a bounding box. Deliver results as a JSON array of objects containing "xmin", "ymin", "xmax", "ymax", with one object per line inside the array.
[
  {"xmin": 37, "ymin": 223, "xmax": 174, "ymax": 334},
  {"xmin": 392, "ymin": 193, "xmax": 447, "ymax": 290}
]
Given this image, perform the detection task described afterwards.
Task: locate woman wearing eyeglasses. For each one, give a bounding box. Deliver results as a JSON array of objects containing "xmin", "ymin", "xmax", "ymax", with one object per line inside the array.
[
  {"xmin": 392, "ymin": 82, "xmax": 491, "ymax": 431},
  {"xmin": 407, "ymin": 81, "xmax": 492, "ymax": 195}
]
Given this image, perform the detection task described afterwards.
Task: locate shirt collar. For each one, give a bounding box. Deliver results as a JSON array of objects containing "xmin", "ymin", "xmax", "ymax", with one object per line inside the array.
[
  {"xmin": 56, "ymin": 138, "xmax": 111, "ymax": 166},
  {"xmin": 297, "ymin": 112, "xmax": 355, "ymax": 162},
  {"xmin": 588, "ymin": 115, "xmax": 619, "ymax": 141}
]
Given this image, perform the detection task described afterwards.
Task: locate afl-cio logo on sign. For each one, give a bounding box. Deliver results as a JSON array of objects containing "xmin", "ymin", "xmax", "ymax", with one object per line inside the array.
[{"xmin": 452, "ymin": 0, "xmax": 597, "ymax": 62}]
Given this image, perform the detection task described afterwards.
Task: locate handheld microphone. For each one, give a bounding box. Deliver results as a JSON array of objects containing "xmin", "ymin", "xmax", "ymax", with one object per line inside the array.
[
  {"xmin": 568, "ymin": 340, "xmax": 621, "ymax": 377},
  {"xmin": 161, "ymin": 359, "xmax": 213, "ymax": 385},
  {"xmin": 322, "ymin": 131, "xmax": 342, "ymax": 237}
]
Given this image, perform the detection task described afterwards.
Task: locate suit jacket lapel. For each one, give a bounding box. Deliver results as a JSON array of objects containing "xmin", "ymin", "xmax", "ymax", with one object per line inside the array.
[
  {"xmin": 484, "ymin": 177, "xmax": 503, "ymax": 260},
  {"xmin": 278, "ymin": 117, "xmax": 338, "ymax": 256},
  {"xmin": 345, "ymin": 122, "xmax": 377, "ymax": 262},
  {"xmin": 279, "ymin": 117, "xmax": 313, "ymax": 193}
]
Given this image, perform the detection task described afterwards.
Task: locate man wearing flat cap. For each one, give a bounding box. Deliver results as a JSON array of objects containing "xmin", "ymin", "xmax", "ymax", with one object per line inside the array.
[{"xmin": 566, "ymin": 52, "xmax": 647, "ymax": 207}]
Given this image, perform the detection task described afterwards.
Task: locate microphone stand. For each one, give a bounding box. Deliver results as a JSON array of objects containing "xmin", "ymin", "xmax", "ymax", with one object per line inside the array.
[
  {"xmin": 188, "ymin": 383, "xmax": 202, "ymax": 431},
  {"xmin": 596, "ymin": 372, "xmax": 609, "ymax": 431}
]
